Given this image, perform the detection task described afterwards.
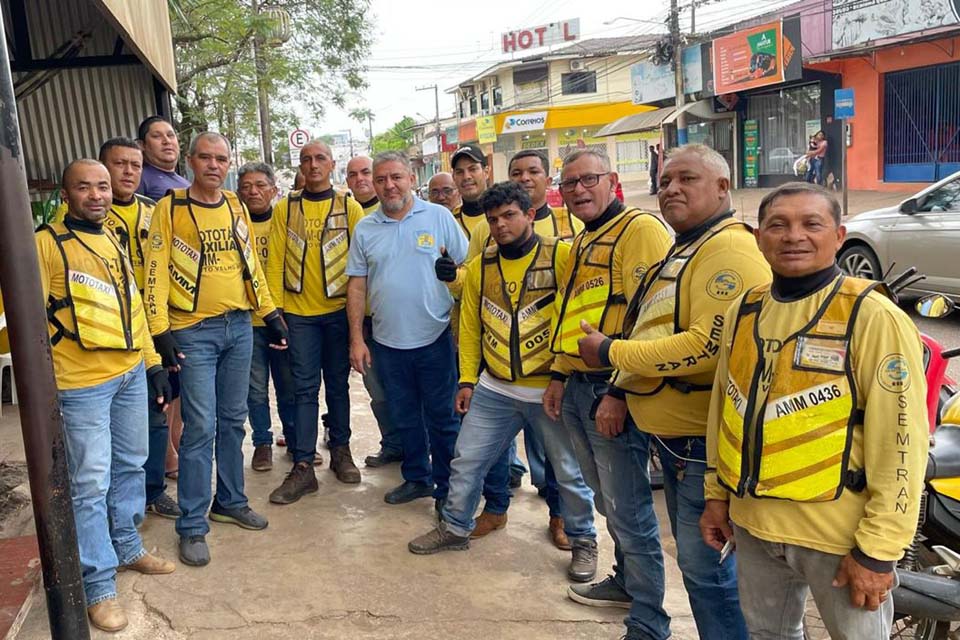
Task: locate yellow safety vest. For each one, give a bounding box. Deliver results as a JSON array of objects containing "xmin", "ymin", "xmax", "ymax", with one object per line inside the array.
[
  {"xmin": 42, "ymin": 222, "xmax": 147, "ymax": 351},
  {"xmin": 167, "ymin": 189, "xmax": 265, "ymax": 313},
  {"xmin": 479, "ymin": 236, "xmax": 559, "ymax": 381},
  {"xmin": 717, "ymin": 276, "xmax": 878, "ymax": 502},
  {"xmin": 104, "ymin": 195, "xmax": 155, "ymax": 290},
  {"xmin": 614, "ymin": 216, "xmax": 749, "ymax": 395},
  {"xmin": 283, "ymin": 190, "xmax": 349, "ymax": 298},
  {"xmin": 550, "ymin": 208, "xmax": 655, "ymax": 356}
]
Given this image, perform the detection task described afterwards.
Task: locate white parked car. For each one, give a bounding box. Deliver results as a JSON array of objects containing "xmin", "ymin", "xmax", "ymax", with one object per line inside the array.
[{"xmin": 839, "ymin": 170, "xmax": 960, "ymax": 298}]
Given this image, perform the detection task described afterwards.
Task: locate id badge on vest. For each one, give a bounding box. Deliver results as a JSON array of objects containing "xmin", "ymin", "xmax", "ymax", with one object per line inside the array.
[
  {"xmin": 659, "ymin": 257, "xmax": 686, "ymax": 281},
  {"xmin": 793, "ymin": 335, "xmax": 848, "ymax": 374}
]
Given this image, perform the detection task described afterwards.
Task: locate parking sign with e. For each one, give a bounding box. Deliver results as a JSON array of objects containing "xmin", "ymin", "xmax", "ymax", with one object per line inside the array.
[{"xmin": 289, "ymin": 128, "xmax": 310, "ymax": 149}]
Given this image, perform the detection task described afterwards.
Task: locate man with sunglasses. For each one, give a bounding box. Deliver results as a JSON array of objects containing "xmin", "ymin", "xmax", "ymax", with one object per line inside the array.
[{"xmin": 543, "ymin": 149, "xmax": 672, "ymax": 602}]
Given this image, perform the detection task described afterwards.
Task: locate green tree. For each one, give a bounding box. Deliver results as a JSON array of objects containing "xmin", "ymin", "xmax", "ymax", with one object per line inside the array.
[
  {"xmin": 371, "ymin": 116, "xmax": 416, "ymax": 154},
  {"xmin": 168, "ymin": 0, "xmax": 371, "ymax": 157}
]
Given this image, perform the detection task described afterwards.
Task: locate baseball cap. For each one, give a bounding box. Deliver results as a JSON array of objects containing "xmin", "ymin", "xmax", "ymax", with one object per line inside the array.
[{"xmin": 451, "ymin": 143, "xmax": 487, "ymax": 168}]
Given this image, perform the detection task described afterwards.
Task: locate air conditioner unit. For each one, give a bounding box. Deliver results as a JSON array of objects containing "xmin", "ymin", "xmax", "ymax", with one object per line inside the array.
[{"xmin": 570, "ymin": 59, "xmax": 586, "ymax": 72}]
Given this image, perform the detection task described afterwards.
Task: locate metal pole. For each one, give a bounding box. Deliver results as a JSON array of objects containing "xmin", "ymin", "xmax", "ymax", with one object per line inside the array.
[
  {"xmin": 842, "ymin": 121, "xmax": 849, "ymax": 218},
  {"xmin": 252, "ymin": 0, "xmax": 273, "ymax": 164},
  {"xmin": 690, "ymin": 0, "xmax": 696, "ymax": 34},
  {"xmin": 671, "ymin": 0, "xmax": 688, "ymax": 146},
  {"xmin": 434, "ymin": 85, "xmax": 441, "ymax": 176},
  {"xmin": 367, "ymin": 114, "xmax": 374, "ymax": 155},
  {"xmin": 0, "ymin": 13, "xmax": 89, "ymax": 640}
]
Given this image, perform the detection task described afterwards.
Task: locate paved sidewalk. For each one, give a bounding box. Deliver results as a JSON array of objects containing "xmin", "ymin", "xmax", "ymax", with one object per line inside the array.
[{"xmin": 10, "ymin": 375, "xmax": 699, "ymax": 639}]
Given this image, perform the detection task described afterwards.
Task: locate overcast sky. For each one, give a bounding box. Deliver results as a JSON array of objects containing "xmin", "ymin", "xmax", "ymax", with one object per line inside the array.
[{"xmin": 299, "ymin": 0, "xmax": 797, "ymax": 141}]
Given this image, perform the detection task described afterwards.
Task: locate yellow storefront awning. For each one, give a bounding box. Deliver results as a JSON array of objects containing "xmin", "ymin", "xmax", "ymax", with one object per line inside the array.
[
  {"xmin": 596, "ymin": 106, "xmax": 675, "ymax": 137},
  {"xmin": 495, "ymin": 101, "xmax": 656, "ymax": 135}
]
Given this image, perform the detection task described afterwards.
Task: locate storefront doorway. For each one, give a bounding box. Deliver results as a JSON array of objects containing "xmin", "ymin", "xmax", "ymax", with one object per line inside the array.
[{"xmin": 745, "ymin": 84, "xmax": 822, "ymax": 186}]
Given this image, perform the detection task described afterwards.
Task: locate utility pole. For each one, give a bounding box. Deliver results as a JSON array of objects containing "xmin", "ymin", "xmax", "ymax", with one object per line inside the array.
[
  {"xmin": 690, "ymin": 0, "xmax": 696, "ymax": 34},
  {"xmin": 251, "ymin": 0, "xmax": 273, "ymax": 164},
  {"xmin": 670, "ymin": 0, "xmax": 688, "ymax": 145},
  {"xmin": 366, "ymin": 113, "xmax": 374, "ymax": 154},
  {"xmin": 0, "ymin": 12, "xmax": 89, "ymax": 639},
  {"xmin": 416, "ymin": 84, "xmax": 441, "ymax": 174}
]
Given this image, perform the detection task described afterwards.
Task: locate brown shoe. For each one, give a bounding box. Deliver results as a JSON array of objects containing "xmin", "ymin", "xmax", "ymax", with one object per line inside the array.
[
  {"xmin": 269, "ymin": 462, "xmax": 319, "ymax": 504},
  {"xmin": 252, "ymin": 444, "xmax": 273, "ymax": 471},
  {"xmin": 470, "ymin": 511, "xmax": 507, "ymax": 538},
  {"xmin": 550, "ymin": 516, "xmax": 572, "ymax": 550},
  {"xmin": 119, "ymin": 552, "xmax": 176, "ymax": 575},
  {"xmin": 313, "ymin": 452, "xmax": 323, "ymax": 466},
  {"xmin": 330, "ymin": 445, "xmax": 361, "ymax": 484},
  {"xmin": 88, "ymin": 598, "xmax": 128, "ymax": 632}
]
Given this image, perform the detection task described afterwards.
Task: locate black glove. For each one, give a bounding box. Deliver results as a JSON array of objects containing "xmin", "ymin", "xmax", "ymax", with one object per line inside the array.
[
  {"xmin": 264, "ymin": 311, "xmax": 288, "ymax": 347},
  {"xmin": 435, "ymin": 247, "xmax": 457, "ymax": 282},
  {"xmin": 153, "ymin": 331, "xmax": 182, "ymax": 369},
  {"xmin": 147, "ymin": 365, "xmax": 172, "ymax": 412}
]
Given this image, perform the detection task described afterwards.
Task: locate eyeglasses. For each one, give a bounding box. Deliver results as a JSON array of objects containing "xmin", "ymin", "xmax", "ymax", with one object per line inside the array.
[
  {"xmin": 429, "ymin": 187, "xmax": 456, "ymax": 198},
  {"xmin": 559, "ymin": 172, "xmax": 609, "ymax": 193}
]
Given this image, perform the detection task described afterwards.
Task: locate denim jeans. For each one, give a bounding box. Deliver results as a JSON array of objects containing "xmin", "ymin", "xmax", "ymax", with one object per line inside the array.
[
  {"xmin": 363, "ymin": 318, "xmax": 399, "ymax": 455},
  {"xmin": 733, "ymin": 525, "xmax": 894, "ymax": 639},
  {"xmin": 483, "ymin": 424, "xmax": 562, "ymax": 517},
  {"xmin": 561, "ymin": 375, "xmax": 670, "ymax": 639},
  {"xmin": 655, "ymin": 436, "xmax": 748, "ymax": 640},
  {"xmin": 248, "ymin": 325, "xmax": 295, "ymax": 447},
  {"xmin": 373, "ymin": 328, "xmax": 459, "ymax": 499},
  {"xmin": 144, "ymin": 388, "xmax": 169, "ymax": 505},
  {"xmin": 58, "ymin": 361, "xmax": 149, "ymax": 605},
  {"xmin": 444, "ymin": 383, "xmax": 595, "ymax": 539},
  {"xmin": 173, "ymin": 310, "xmax": 253, "ymax": 537},
  {"xmin": 286, "ymin": 310, "xmax": 351, "ymax": 463},
  {"xmin": 805, "ymin": 157, "xmax": 824, "ymax": 185}
]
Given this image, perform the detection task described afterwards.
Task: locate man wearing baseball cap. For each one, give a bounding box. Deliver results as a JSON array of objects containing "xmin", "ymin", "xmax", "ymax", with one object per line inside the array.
[{"xmin": 449, "ymin": 144, "xmax": 490, "ymax": 240}]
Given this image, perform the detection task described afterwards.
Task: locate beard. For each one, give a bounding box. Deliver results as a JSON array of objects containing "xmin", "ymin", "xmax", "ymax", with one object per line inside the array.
[{"xmin": 381, "ymin": 193, "xmax": 412, "ymax": 214}]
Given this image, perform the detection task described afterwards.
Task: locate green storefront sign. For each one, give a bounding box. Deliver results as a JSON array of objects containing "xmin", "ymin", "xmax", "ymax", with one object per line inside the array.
[{"xmin": 744, "ymin": 119, "xmax": 759, "ymax": 188}]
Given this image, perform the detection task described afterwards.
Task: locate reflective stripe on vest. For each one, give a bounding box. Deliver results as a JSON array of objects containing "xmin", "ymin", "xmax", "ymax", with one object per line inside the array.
[
  {"xmin": 167, "ymin": 189, "xmax": 264, "ymax": 312},
  {"xmin": 613, "ymin": 216, "xmax": 749, "ymax": 396},
  {"xmin": 479, "ymin": 236, "xmax": 559, "ymax": 381},
  {"xmin": 550, "ymin": 208, "xmax": 650, "ymax": 356},
  {"xmin": 717, "ymin": 276, "xmax": 875, "ymax": 502},
  {"xmin": 43, "ymin": 223, "xmax": 147, "ymax": 352},
  {"xmin": 283, "ymin": 191, "xmax": 349, "ymax": 297}
]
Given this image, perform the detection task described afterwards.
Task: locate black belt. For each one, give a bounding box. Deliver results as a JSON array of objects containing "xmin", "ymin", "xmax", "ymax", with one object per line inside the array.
[{"xmin": 570, "ymin": 371, "xmax": 612, "ymax": 384}]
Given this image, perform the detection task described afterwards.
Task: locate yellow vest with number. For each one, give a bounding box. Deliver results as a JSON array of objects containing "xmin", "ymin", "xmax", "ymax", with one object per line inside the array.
[
  {"xmin": 718, "ymin": 276, "xmax": 877, "ymax": 503},
  {"xmin": 550, "ymin": 208, "xmax": 653, "ymax": 355},
  {"xmin": 43, "ymin": 222, "xmax": 147, "ymax": 351},
  {"xmin": 615, "ymin": 216, "xmax": 749, "ymax": 395},
  {"xmin": 283, "ymin": 190, "xmax": 349, "ymax": 297},
  {"xmin": 168, "ymin": 189, "xmax": 264, "ymax": 313},
  {"xmin": 480, "ymin": 236, "xmax": 559, "ymax": 381}
]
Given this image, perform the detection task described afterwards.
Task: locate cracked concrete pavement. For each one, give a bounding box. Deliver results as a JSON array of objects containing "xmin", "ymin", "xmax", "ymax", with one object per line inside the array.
[{"xmin": 14, "ymin": 372, "xmax": 699, "ymax": 639}]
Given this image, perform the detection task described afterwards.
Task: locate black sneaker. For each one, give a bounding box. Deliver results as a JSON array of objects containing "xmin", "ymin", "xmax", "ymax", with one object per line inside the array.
[
  {"xmin": 568, "ymin": 575, "xmax": 631, "ymax": 609},
  {"xmin": 408, "ymin": 522, "xmax": 470, "ymax": 555},
  {"xmin": 146, "ymin": 492, "xmax": 181, "ymax": 519},
  {"xmin": 269, "ymin": 462, "xmax": 319, "ymax": 505},
  {"xmin": 179, "ymin": 535, "xmax": 210, "ymax": 566},
  {"xmin": 209, "ymin": 502, "xmax": 268, "ymax": 530},
  {"xmin": 364, "ymin": 449, "xmax": 403, "ymax": 468},
  {"xmin": 384, "ymin": 481, "xmax": 434, "ymax": 505}
]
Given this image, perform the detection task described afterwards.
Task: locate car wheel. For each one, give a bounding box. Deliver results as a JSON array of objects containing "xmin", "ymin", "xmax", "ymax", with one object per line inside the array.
[{"xmin": 838, "ymin": 245, "xmax": 881, "ymax": 281}]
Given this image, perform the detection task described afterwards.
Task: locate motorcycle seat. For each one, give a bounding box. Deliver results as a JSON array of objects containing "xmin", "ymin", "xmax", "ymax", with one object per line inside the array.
[{"xmin": 928, "ymin": 424, "xmax": 960, "ymax": 480}]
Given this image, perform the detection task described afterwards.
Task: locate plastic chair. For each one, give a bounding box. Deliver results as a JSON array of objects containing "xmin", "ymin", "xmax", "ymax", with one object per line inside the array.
[{"xmin": 0, "ymin": 313, "xmax": 15, "ymax": 417}]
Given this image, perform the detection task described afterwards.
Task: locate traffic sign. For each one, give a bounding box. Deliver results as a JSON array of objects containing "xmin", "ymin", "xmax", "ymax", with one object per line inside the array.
[
  {"xmin": 834, "ymin": 88, "xmax": 855, "ymax": 119},
  {"xmin": 289, "ymin": 128, "xmax": 310, "ymax": 149}
]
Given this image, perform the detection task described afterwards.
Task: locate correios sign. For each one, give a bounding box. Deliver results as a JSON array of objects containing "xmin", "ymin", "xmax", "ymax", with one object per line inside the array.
[
  {"xmin": 501, "ymin": 112, "xmax": 548, "ymax": 133},
  {"xmin": 502, "ymin": 19, "xmax": 580, "ymax": 54}
]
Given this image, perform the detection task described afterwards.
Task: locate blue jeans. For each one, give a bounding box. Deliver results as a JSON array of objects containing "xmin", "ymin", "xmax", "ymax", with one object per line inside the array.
[
  {"xmin": 483, "ymin": 425, "xmax": 562, "ymax": 517},
  {"xmin": 805, "ymin": 157, "xmax": 824, "ymax": 185},
  {"xmin": 286, "ymin": 310, "xmax": 351, "ymax": 463},
  {"xmin": 144, "ymin": 385, "xmax": 168, "ymax": 504},
  {"xmin": 248, "ymin": 326, "xmax": 295, "ymax": 447},
  {"xmin": 363, "ymin": 318, "xmax": 400, "ymax": 455},
  {"xmin": 561, "ymin": 375, "xmax": 670, "ymax": 640},
  {"xmin": 373, "ymin": 328, "xmax": 459, "ymax": 499},
  {"xmin": 58, "ymin": 361, "xmax": 149, "ymax": 605},
  {"xmin": 655, "ymin": 436, "xmax": 748, "ymax": 640},
  {"xmin": 173, "ymin": 310, "xmax": 253, "ymax": 537},
  {"xmin": 444, "ymin": 383, "xmax": 595, "ymax": 539}
]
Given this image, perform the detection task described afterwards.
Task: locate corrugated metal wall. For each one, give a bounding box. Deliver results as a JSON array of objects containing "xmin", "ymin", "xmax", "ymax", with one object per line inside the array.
[{"xmin": 6, "ymin": 0, "xmax": 160, "ymax": 188}]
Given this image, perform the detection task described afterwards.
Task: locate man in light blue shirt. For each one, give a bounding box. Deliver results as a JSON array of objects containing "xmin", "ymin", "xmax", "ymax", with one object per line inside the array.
[{"xmin": 346, "ymin": 151, "xmax": 467, "ymax": 507}]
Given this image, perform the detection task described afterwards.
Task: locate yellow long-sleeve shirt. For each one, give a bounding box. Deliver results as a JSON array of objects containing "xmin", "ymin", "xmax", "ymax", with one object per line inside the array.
[
  {"xmin": 608, "ymin": 221, "xmax": 771, "ymax": 436},
  {"xmin": 37, "ymin": 224, "xmax": 161, "ymax": 389},
  {"xmin": 144, "ymin": 193, "xmax": 276, "ymax": 333},
  {"xmin": 704, "ymin": 278, "xmax": 929, "ymax": 562},
  {"xmin": 250, "ymin": 209, "xmax": 276, "ymax": 328},
  {"xmin": 459, "ymin": 239, "xmax": 571, "ymax": 389},
  {"xmin": 551, "ymin": 211, "xmax": 672, "ymax": 376},
  {"xmin": 265, "ymin": 191, "xmax": 363, "ymax": 316}
]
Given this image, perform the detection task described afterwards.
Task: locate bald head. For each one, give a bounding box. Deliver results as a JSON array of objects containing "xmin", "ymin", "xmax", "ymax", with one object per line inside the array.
[
  {"xmin": 428, "ymin": 172, "xmax": 460, "ymax": 211},
  {"xmin": 299, "ymin": 140, "xmax": 334, "ymax": 192},
  {"xmin": 346, "ymin": 155, "xmax": 375, "ymax": 203},
  {"xmin": 658, "ymin": 144, "xmax": 733, "ymax": 233},
  {"xmin": 60, "ymin": 159, "xmax": 112, "ymax": 224}
]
